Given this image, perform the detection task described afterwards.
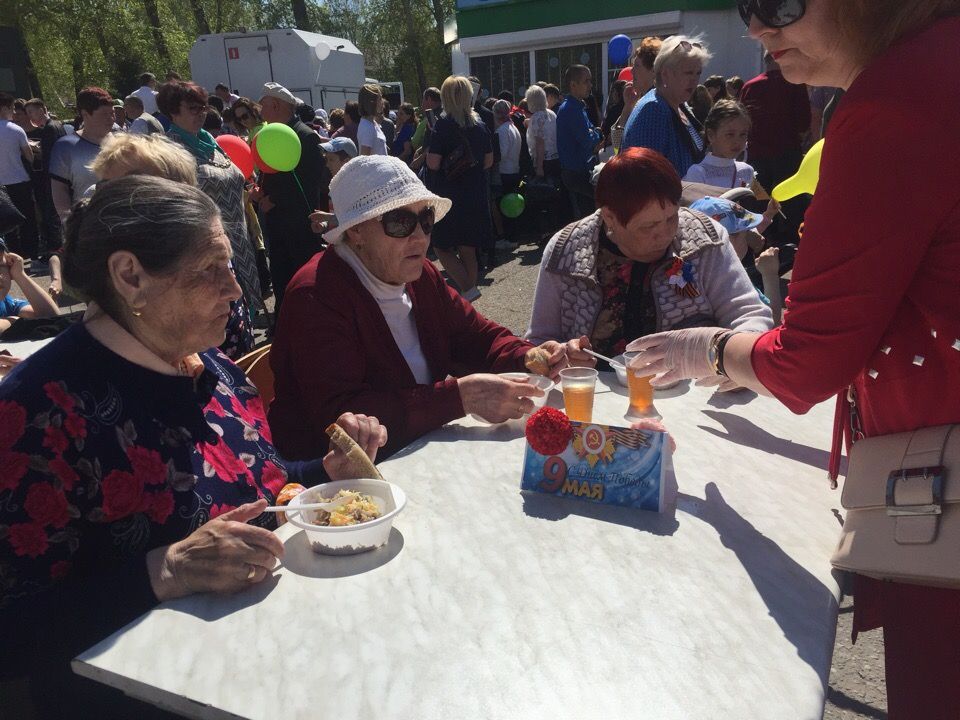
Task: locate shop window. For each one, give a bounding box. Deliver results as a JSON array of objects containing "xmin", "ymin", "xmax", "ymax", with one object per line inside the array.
[
  {"xmin": 535, "ymin": 43, "xmax": 603, "ymax": 122},
  {"xmin": 470, "ymin": 52, "xmax": 531, "ymax": 101}
]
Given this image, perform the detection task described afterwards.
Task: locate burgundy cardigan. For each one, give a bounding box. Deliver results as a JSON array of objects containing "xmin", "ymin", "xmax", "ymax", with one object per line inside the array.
[{"xmin": 268, "ymin": 249, "xmax": 533, "ymax": 460}]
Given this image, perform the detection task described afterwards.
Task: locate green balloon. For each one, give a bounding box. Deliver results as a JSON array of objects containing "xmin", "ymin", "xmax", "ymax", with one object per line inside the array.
[
  {"xmin": 255, "ymin": 123, "xmax": 302, "ymax": 172},
  {"xmin": 500, "ymin": 192, "xmax": 525, "ymax": 218}
]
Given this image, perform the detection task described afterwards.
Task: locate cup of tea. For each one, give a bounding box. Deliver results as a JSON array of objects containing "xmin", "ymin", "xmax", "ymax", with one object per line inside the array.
[{"xmin": 559, "ymin": 367, "xmax": 598, "ymax": 423}]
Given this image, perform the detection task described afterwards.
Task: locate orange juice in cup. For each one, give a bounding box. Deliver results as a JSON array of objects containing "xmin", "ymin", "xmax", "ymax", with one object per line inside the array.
[
  {"xmin": 623, "ymin": 352, "xmax": 655, "ymax": 418},
  {"xmin": 560, "ymin": 367, "xmax": 598, "ymax": 422}
]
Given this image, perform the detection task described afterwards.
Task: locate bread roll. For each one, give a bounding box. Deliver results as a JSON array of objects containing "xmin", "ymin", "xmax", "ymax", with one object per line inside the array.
[{"xmin": 325, "ymin": 423, "xmax": 384, "ymax": 480}]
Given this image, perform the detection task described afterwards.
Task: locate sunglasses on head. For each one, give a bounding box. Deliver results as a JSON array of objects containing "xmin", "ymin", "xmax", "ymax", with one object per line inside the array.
[
  {"xmin": 381, "ymin": 206, "xmax": 435, "ymax": 238},
  {"xmin": 737, "ymin": 0, "xmax": 806, "ymax": 28},
  {"xmin": 678, "ymin": 40, "xmax": 704, "ymax": 51}
]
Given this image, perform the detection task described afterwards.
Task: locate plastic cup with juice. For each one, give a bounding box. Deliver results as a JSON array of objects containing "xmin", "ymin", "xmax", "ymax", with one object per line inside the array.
[
  {"xmin": 560, "ymin": 367, "xmax": 598, "ymax": 422},
  {"xmin": 623, "ymin": 351, "xmax": 656, "ymax": 418}
]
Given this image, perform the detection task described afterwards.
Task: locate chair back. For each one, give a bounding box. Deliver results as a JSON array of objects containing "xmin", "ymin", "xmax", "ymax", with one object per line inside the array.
[
  {"xmin": 246, "ymin": 348, "xmax": 275, "ymax": 407},
  {"xmin": 235, "ymin": 344, "xmax": 270, "ymax": 373}
]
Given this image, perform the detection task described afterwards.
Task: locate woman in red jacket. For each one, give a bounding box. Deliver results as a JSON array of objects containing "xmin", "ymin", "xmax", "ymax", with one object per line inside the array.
[{"xmin": 625, "ymin": 1, "xmax": 960, "ymax": 716}]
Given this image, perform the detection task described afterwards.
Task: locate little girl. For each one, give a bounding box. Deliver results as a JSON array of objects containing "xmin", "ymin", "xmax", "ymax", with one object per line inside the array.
[
  {"xmin": 683, "ymin": 100, "xmax": 756, "ymax": 188},
  {"xmin": 685, "ymin": 100, "xmax": 780, "ymax": 226}
]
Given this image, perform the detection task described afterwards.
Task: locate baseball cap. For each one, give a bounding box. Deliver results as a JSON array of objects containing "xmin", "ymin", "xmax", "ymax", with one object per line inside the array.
[
  {"xmin": 690, "ymin": 197, "xmax": 763, "ymax": 235},
  {"xmin": 320, "ymin": 137, "xmax": 358, "ymax": 158},
  {"xmin": 260, "ymin": 82, "xmax": 303, "ymax": 106}
]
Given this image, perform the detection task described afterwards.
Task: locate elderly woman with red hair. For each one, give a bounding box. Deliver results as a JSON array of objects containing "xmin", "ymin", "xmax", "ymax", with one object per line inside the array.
[{"xmin": 526, "ymin": 147, "xmax": 773, "ymax": 363}]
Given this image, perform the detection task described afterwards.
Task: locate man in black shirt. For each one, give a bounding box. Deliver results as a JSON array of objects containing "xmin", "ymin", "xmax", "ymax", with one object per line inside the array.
[
  {"xmin": 24, "ymin": 99, "xmax": 66, "ymax": 266},
  {"xmin": 252, "ymin": 82, "xmax": 325, "ymax": 313}
]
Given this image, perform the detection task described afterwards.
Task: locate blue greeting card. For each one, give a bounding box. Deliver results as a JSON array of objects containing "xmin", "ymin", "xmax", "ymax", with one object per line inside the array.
[{"xmin": 521, "ymin": 422, "xmax": 667, "ymax": 513}]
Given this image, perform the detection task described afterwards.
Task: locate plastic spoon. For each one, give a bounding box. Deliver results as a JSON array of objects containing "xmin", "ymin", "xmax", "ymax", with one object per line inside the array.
[{"xmin": 262, "ymin": 497, "xmax": 352, "ymax": 514}]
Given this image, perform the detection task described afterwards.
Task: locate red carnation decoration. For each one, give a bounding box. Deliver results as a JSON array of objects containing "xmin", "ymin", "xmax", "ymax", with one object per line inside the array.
[{"xmin": 525, "ymin": 407, "xmax": 573, "ymax": 456}]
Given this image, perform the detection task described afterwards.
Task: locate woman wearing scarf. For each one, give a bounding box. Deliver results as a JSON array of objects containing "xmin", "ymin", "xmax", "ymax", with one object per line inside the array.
[{"xmin": 158, "ymin": 81, "xmax": 262, "ymax": 357}]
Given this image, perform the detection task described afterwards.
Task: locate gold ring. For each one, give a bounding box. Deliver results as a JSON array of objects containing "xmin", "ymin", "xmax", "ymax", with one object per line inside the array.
[{"xmin": 246, "ymin": 565, "xmax": 256, "ymax": 581}]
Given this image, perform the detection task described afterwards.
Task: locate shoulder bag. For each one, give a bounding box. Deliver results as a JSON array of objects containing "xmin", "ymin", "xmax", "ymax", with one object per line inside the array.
[
  {"xmin": 442, "ymin": 124, "xmax": 478, "ymax": 182},
  {"xmin": 831, "ymin": 395, "xmax": 960, "ymax": 588}
]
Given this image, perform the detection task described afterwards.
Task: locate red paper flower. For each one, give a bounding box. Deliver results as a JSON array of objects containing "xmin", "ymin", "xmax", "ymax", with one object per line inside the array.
[
  {"xmin": 525, "ymin": 407, "xmax": 573, "ymax": 456},
  {"xmin": 48, "ymin": 455, "xmax": 79, "ymax": 491},
  {"xmin": 126, "ymin": 445, "xmax": 167, "ymax": 485},
  {"xmin": 50, "ymin": 560, "xmax": 72, "ymax": 579},
  {"xmin": 100, "ymin": 470, "xmax": 145, "ymax": 521},
  {"xmin": 43, "ymin": 381, "xmax": 76, "ymax": 412},
  {"xmin": 7, "ymin": 522, "xmax": 49, "ymax": 558},
  {"xmin": 42, "ymin": 426, "xmax": 69, "ymax": 456},
  {"xmin": 24, "ymin": 482, "xmax": 70, "ymax": 528},
  {"xmin": 0, "ymin": 450, "xmax": 29, "ymax": 492},
  {"xmin": 0, "ymin": 400, "xmax": 26, "ymax": 451},
  {"xmin": 145, "ymin": 490, "xmax": 175, "ymax": 524}
]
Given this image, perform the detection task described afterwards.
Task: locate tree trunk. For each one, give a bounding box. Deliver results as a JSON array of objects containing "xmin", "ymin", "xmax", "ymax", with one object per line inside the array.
[
  {"xmin": 215, "ymin": 0, "xmax": 223, "ymax": 33},
  {"xmin": 399, "ymin": 0, "xmax": 428, "ymax": 99},
  {"xmin": 189, "ymin": 0, "xmax": 211, "ymax": 35},
  {"xmin": 291, "ymin": 0, "xmax": 312, "ymax": 31},
  {"xmin": 430, "ymin": 0, "xmax": 447, "ymax": 44},
  {"xmin": 141, "ymin": 0, "xmax": 171, "ymax": 62}
]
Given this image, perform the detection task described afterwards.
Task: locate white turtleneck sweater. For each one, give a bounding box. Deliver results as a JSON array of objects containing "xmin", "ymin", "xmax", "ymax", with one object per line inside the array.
[
  {"xmin": 683, "ymin": 152, "xmax": 756, "ymax": 189},
  {"xmin": 334, "ymin": 243, "xmax": 433, "ymax": 385}
]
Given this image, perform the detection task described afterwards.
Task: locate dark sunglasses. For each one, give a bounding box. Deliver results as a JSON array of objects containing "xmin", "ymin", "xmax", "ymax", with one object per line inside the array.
[
  {"xmin": 737, "ymin": 0, "xmax": 805, "ymax": 28},
  {"xmin": 381, "ymin": 207, "xmax": 435, "ymax": 238},
  {"xmin": 234, "ymin": 112, "xmax": 250, "ymax": 121}
]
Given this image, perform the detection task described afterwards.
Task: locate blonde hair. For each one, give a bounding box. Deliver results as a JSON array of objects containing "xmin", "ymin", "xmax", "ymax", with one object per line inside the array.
[
  {"xmin": 831, "ymin": 0, "xmax": 960, "ymax": 65},
  {"xmin": 440, "ymin": 76, "xmax": 478, "ymax": 128},
  {"xmin": 524, "ymin": 85, "xmax": 547, "ymax": 114},
  {"xmin": 89, "ymin": 133, "xmax": 198, "ymax": 186},
  {"xmin": 653, "ymin": 35, "xmax": 713, "ymax": 80}
]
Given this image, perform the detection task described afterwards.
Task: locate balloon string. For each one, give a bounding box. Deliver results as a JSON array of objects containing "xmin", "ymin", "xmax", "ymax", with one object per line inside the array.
[{"xmin": 293, "ymin": 170, "xmax": 310, "ymax": 213}]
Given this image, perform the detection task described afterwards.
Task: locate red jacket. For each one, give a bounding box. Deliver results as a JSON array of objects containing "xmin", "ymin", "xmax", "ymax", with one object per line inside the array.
[
  {"xmin": 750, "ymin": 17, "xmax": 960, "ymax": 660},
  {"xmin": 268, "ymin": 249, "xmax": 533, "ymax": 460},
  {"xmin": 739, "ymin": 69, "xmax": 811, "ymax": 160}
]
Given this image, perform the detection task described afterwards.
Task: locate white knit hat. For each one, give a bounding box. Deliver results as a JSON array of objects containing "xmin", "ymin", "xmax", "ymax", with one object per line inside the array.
[{"xmin": 324, "ymin": 156, "xmax": 452, "ymax": 243}]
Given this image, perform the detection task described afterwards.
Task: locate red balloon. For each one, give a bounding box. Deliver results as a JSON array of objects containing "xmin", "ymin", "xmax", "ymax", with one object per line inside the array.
[
  {"xmin": 251, "ymin": 134, "xmax": 277, "ymax": 175},
  {"xmin": 617, "ymin": 67, "xmax": 633, "ymax": 83},
  {"xmin": 215, "ymin": 134, "xmax": 254, "ymax": 179}
]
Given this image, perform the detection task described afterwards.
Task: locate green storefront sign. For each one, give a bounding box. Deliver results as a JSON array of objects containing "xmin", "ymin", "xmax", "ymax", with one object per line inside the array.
[{"xmin": 457, "ymin": 0, "xmax": 737, "ymax": 38}]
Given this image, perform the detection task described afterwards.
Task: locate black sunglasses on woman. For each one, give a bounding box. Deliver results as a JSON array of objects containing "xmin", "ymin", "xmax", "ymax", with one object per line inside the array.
[
  {"xmin": 737, "ymin": 0, "xmax": 806, "ymax": 28},
  {"xmin": 381, "ymin": 207, "xmax": 435, "ymax": 238}
]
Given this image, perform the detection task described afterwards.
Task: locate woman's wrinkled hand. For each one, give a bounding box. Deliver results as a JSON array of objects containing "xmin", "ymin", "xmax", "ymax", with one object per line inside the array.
[
  {"xmin": 458, "ymin": 373, "xmax": 544, "ymax": 423},
  {"xmin": 146, "ymin": 499, "xmax": 284, "ymax": 601},
  {"xmin": 322, "ymin": 412, "xmax": 388, "ymax": 479},
  {"xmin": 625, "ymin": 327, "xmax": 727, "ymax": 387},
  {"xmin": 565, "ymin": 335, "xmax": 597, "ymax": 368},
  {"xmin": 531, "ymin": 340, "xmax": 567, "ymax": 380}
]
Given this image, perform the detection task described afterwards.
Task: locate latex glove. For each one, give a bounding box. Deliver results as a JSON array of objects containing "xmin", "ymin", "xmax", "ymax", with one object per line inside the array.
[
  {"xmin": 625, "ymin": 327, "xmax": 727, "ymax": 388},
  {"xmin": 323, "ymin": 412, "xmax": 388, "ymax": 480}
]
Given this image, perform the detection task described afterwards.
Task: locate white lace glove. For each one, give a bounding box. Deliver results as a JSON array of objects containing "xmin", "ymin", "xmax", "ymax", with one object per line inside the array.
[{"xmin": 625, "ymin": 327, "xmax": 728, "ymax": 388}]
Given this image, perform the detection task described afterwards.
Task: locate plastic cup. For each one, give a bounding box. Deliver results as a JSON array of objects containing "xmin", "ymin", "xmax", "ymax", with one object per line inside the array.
[
  {"xmin": 623, "ymin": 351, "xmax": 656, "ymax": 418},
  {"xmin": 559, "ymin": 367, "xmax": 598, "ymax": 423}
]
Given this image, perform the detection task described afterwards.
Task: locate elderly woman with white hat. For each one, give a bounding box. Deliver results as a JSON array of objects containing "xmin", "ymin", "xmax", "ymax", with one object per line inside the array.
[{"xmin": 269, "ymin": 155, "xmax": 570, "ymax": 460}]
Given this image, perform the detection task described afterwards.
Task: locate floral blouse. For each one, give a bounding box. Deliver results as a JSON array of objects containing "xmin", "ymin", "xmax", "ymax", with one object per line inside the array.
[
  {"xmin": 0, "ymin": 323, "xmax": 289, "ymax": 611},
  {"xmin": 589, "ymin": 235, "xmax": 656, "ymax": 359}
]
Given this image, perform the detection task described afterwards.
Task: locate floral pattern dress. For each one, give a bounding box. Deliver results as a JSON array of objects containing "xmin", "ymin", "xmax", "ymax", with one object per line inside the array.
[
  {"xmin": 589, "ymin": 235, "xmax": 656, "ymax": 359},
  {"xmin": 0, "ymin": 323, "xmax": 289, "ymax": 611}
]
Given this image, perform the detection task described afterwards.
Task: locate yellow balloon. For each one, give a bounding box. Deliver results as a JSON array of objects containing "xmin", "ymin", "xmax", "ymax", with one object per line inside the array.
[{"xmin": 772, "ymin": 138, "xmax": 825, "ymax": 201}]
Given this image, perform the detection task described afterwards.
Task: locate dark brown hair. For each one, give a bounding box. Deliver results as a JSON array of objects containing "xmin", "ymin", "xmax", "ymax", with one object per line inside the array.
[
  {"xmin": 344, "ymin": 100, "xmax": 361, "ymax": 124},
  {"xmin": 230, "ymin": 97, "xmax": 262, "ymax": 124},
  {"xmin": 832, "ymin": 0, "xmax": 960, "ymax": 64},
  {"xmin": 76, "ymin": 87, "xmax": 113, "ymax": 116},
  {"xmin": 63, "ymin": 176, "xmax": 220, "ymax": 322},
  {"xmin": 156, "ymin": 81, "xmax": 208, "ymax": 117},
  {"xmin": 703, "ymin": 99, "xmax": 751, "ymax": 135}
]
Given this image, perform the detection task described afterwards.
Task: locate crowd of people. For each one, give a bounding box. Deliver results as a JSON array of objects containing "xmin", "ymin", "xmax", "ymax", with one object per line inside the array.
[{"xmin": 1, "ymin": 0, "xmax": 959, "ymax": 717}]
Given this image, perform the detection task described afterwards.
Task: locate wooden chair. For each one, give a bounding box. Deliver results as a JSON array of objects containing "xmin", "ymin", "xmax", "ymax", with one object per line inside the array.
[
  {"xmin": 235, "ymin": 344, "xmax": 270, "ymax": 373},
  {"xmin": 246, "ymin": 348, "xmax": 275, "ymax": 407}
]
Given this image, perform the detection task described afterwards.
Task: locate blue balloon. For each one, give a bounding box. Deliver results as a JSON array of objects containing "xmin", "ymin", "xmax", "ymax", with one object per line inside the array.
[{"xmin": 608, "ymin": 34, "xmax": 633, "ymax": 67}]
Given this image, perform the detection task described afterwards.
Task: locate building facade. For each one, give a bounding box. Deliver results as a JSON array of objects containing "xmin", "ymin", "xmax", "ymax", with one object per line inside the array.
[{"xmin": 451, "ymin": 1, "xmax": 762, "ymax": 104}]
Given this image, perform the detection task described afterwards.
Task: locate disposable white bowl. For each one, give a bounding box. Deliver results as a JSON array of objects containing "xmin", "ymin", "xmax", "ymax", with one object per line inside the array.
[
  {"xmin": 611, "ymin": 354, "xmax": 629, "ymax": 387},
  {"xmin": 286, "ymin": 479, "xmax": 406, "ymax": 556}
]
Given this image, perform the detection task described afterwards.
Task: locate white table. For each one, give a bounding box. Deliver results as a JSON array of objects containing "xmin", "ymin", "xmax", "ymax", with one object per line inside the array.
[
  {"xmin": 0, "ymin": 337, "xmax": 52, "ymax": 359},
  {"xmin": 74, "ymin": 375, "xmax": 842, "ymax": 720}
]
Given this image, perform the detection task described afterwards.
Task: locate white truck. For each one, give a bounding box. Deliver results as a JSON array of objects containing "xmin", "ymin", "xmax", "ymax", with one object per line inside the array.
[{"xmin": 189, "ymin": 29, "xmax": 366, "ymax": 112}]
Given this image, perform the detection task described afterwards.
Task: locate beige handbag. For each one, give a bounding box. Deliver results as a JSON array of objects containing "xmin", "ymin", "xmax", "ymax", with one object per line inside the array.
[{"xmin": 831, "ymin": 423, "xmax": 960, "ymax": 588}]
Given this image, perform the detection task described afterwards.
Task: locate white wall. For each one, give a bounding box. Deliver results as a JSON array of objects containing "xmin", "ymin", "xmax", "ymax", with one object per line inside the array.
[{"xmin": 682, "ymin": 9, "xmax": 764, "ymax": 84}]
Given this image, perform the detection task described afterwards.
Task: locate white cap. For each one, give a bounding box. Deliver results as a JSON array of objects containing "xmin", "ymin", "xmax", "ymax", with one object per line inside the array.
[
  {"xmin": 260, "ymin": 82, "xmax": 303, "ymax": 106},
  {"xmin": 324, "ymin": 156, "xmax": 452, "ymax": 244}
]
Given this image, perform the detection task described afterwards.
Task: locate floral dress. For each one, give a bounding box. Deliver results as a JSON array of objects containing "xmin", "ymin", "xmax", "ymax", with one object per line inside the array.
[
  {"xmin": 589, "ymin": 235, "xmax": 656, "ymax": 359},
  {"xmin": 0, "ymin": 323, "xmax": 296, "ymax": 713}
]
